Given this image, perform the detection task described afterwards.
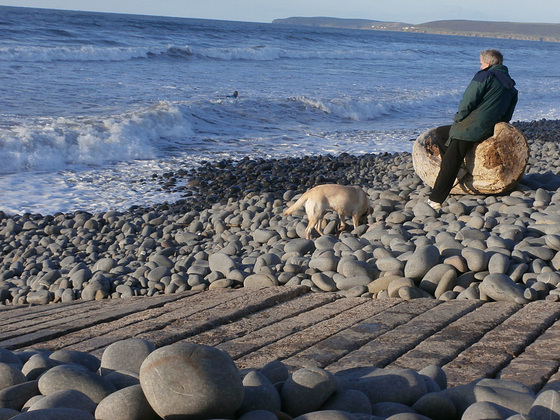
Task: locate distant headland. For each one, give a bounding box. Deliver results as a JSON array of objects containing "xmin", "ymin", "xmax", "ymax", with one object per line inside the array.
[{"xmin": 272, "ymin": 17, "xmax": 560, "ymax": 42}]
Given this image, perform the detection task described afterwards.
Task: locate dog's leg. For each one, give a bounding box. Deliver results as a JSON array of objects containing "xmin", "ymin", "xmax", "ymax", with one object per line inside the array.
[
  {"xmin": 352, "ymin": 214, "xmax": 361, "ymax": 230},
  {"xmin": 315, "ymin": 216, "xmax": 324, "ymax": 236},
  {"xmin": 338, "ymin": 215, "xmax": 347, "ymax": 233},
  {"xmin": 306, "ymin": 215, "xmax": 320, "ymax": 239}
]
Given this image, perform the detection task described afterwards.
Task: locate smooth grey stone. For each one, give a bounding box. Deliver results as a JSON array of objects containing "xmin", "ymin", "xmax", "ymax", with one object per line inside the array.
[
  {"xmin": 38, "ymin": 364, "xmax": 116, "ymax": 404},
  {"xmin": 480, "ymin": 273, "xmax": 528, "ymax": 303},
  {"xmin": 545, "ymin": 235, "xmax": 560, "ymax": 251},
  {"xmin": 103, "ymin": 370, "xmax": 140, "ymax": 390},
  {"xmin": 174, "ymin": 232, "xmax": 200, "ymax": 244},
  {"xmin": 95, "ymin": 384, "xmax": 159, "ymax": 420},
  {"xmin": 253, "ymin": 253, "xmax": 282, "ymax": 272},
  {"xmin": 376, "ymin": 257, "xmax": 404, "ymax": 272},
  {"xmin": 399, "ymin": 286, "xmax": 431, "ymax": 300},
  {"xmin": 26, "ymin": 290, "xmax": 51, "ymax": 305},
  {"xmin": 336, "ymin": 367, "xmax": 427, "ymax": 406},
  {"xmin": 80, "ymin": 280, "xmax": 108, "ymax": 301},
  {"xmin": 22, "ymin": 354, "xmax": 60, "ymax": 381},
  {"xmin": 340, "ymin": 236, "xmax": 366, "ymax": 251},
  {"xmin": 335, "ymin": 276, "xmax": 372, "ymax": 291},
  {"xmin": 517, "ymin": 246, "xmax": 554, "ymax": 261},
  {"xmin": 488, "ymin": 252, "xmax": 511, "ymax": 274},
  {"xmin": 0, "ymin": 363, "xmax": 26, "ymax": 391},
  {"xmin": 372, "ymin": 402, "xmax": 416, "ymax": 417},
  {"xmin": 139, "ymin": 342, "xmax": 243, "ymax": 420},
  {"xmin": 474, "ymin": 384, "xmax": 535, "ymax": 416},
  {"xmin": 419, "ymin": 264, "xmax": 456, "ymax": 295},
  {"xmin": 0, "ymin": 349, "xmax": 22, "ymax": 368},
  {"xmin": 0, "ymin": 380, "xmax": 39, "ymax": 410},
  {"xmin": 462, "ymin": 401, "xmax": 517, "ymax": 420},
  {"xmin": 238, "ymin": 410, "xmax": 279, "ymax": 420},
  {"xmin": 311, "ymin": 273, "xmax": 338, "ymax": 292},
  {"xmin": 244, "ymin": 273, "xmax": 278, "ymax": 288},
  {"xmin": 252, "ymin": 229, "xmax": 279, "ymax": 244},
  {"xmin": 529, "ymin": 389, "xmax": 560, "ymax": 419},
  {"xmin": 388, "ymin": 278, "xmax": 415, "ymax": 298},
  {"xmin": 404, "ymin": 245, "xmax": 440, "ymax": 280},
  {"xmin": 147, "ymin": 253, "xmax": 174, "ymax": 268},
  {"xmin": 208, "ymin": 278, "xmax": 234, "ymax": 289},
  {"xmin": 281, "ymin": 367, "xmax": 337, "ymax": 417},
  {"xmin": 384, "ymin": 413, "xmax": 435, "ymax": 419},
  {"xmin": 412, "ymin": 202, "xmax": 438, "ymax": 218},
  {"xmin": 0, "ymin": 408, "xmax": 19, "ymax": 420},
  {"xmin": 100, "ymin": 338, "xmax": 155, "ymax": 375},
  {"xmin": 462, "ymin": 247, "xmax": 489, "ymax": 272},
  {"xmin": 487, "ymin": 235, "xmax": 510, "ymax": 250},
  {"xmin": 412, "ymin": 392, "xmax": 456, "ymax": 420},
  {"xmin": 314, "ymin": 236, "xmax": 339, "ymax": 250},
  {"xmin": 321, "ymin": 389, "xmax": 372, "ymax": 415},
  {"xmin": 69, "ymin": 269, "xmax": 91, "ymax": 289},
  {"xmin": 9, "ymin": 408, "xmax": 94, "ymax": 419},
  {"xmin": 508, "ymin": 263, "xmax": 529, "ymax": 282},
  {"xmin": 92, "ymin": 258, "xmax": 116, "ymax": 273},
  {"xmin": 19, "ymin": 394, "xmax": 42, "ymax": 412},
  {"xmin": 538, "ymin": 272, "xmax": 560, "ymax": 286},
  {"xmin": 237, "ymin": 370, "xmax": 281, "ymax": 415},
  {"xmin": 146, "ymin": 266, "xmax": 170, "ymax": 282},
  {"xmin": 208, "ymin": 253, "xmax": 237, "ymax": 274},
  {"xmin": 60, "ymin": 289, "xmax": 76, "ymax": 302},
  {"xmin": 309, "ymin": 256, "xmax": 340, "ymax": 272},
  {"xmin": 285, "ymin": 239, "xmax": 315, "ymax": 255},
  {"xmin": 28, "ymin": 389, "xmax": 96, "ymax": 413},
  {"xmin": 342, "ymin": 285, "xmax": 368, "ymax": 298},
  {"xmin": 338, "ymin": 260, "xmax": 376, "ymax": 279},
  {"xmin": 259, "ymin": 360, "xmax": 289, "ymax": 389},
  {"xmin": 49, "ymin": 350, "xmax": 100, "ymax": 373},
  {"xmin": 419, "ymin": 365, "xmax": 447, "ymax": 391},
  {"xmin": 292, "ymin": 410, "xmax": 359, "ymax": 419},
  {"xmin": 457, "ymin": 227, "xmax": 489, "ymax": 242}
]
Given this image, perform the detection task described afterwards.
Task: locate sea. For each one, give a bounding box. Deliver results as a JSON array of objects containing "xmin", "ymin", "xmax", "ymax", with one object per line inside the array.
[{"xmin": 1, "ymin": 6, "xmax": 559, "ymax": 216}]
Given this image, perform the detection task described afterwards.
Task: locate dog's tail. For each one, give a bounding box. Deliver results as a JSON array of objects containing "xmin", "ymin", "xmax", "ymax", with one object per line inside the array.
[{"xmin": 283, "ymin": 192, "xmax": 309, "ymax": 216}]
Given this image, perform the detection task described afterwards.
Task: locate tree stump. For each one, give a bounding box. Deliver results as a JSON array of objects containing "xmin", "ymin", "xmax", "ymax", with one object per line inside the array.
[{"xmin": 412, "ymin": 122, "xmax": 529, "ymax": 195}]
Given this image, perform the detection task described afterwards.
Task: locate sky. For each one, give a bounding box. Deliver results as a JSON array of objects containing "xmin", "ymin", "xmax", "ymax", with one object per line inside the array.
[{"xmin": 0, "ymin": 0, "xmax": 559, "ymax": 24}]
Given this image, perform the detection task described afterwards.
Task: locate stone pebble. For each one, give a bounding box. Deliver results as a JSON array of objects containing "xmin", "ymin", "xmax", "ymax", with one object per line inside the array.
[
  {"xmin": 0, "ymin": 339, "xmax": 558, "ymax": 419},
  {"xmin": 2, "ymin": 120, "xmax": 560, "ymax": 306}
]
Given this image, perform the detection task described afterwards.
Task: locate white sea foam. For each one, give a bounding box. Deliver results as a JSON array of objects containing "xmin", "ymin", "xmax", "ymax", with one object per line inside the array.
[{"xmin": 0, "ymin": 102, "xmax": 193, "ymax": 173}]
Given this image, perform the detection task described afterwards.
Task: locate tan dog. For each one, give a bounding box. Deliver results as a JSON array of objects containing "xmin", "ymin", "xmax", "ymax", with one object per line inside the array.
[{"xmin": 283, "ymin": 184, "xmax": 372, "ymax": 239}]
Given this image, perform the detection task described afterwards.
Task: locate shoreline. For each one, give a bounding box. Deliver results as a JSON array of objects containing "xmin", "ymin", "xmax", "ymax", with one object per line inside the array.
[
  {"xmin": 1, "ymin": 118, "xmax": 560, "ymax": 418},
  {"xmin": 0, "ymin": 119, "xmax": 560, "ymax": 306}
]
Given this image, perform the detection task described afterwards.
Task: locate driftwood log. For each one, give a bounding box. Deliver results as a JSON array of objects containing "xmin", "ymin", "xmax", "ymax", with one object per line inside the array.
[{"xmin": 412, "ymin": 122, "xmax": 529, "ymax": 195}]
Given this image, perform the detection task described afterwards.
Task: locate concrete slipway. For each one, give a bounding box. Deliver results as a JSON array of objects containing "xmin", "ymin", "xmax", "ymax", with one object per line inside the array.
[{"xmin": 1, "ymin": 285, "xmax": 560, "ymax": 393}]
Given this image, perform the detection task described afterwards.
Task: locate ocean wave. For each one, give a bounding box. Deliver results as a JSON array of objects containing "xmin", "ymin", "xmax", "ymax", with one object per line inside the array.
[
  {"xmin": 0, "ymin": 90, "xmax": 461, "ymax": 175},
  {"xmin": 0, "ymin": 102, "xmax": 193, "ymax": 174},
  {"xmin": 0, "ymin": 45, "xmax": 164, "ymax": 62},
  {"xmin": 0, "ymin": 42, "xmax": 437, "ymax": 63},
  {"xmin": 293, "ymin": 91, "xmax": 460, "ymax": 121}
]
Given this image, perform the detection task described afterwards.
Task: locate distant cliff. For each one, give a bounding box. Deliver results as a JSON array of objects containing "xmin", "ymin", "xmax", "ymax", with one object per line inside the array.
[{"xmin": 272, "ymin": 17, "xmax": 560, "ymax": 42}]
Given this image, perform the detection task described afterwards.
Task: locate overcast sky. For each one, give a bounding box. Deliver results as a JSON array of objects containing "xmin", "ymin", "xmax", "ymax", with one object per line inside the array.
[{"xmin": 1, "ymin": 0, "xmax": 559, "ymax": 24}]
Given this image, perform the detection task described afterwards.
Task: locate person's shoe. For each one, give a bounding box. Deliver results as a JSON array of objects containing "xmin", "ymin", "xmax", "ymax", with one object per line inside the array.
[{"xmin": 427, "ymin": 199, "xmax": 441, "ymax": 210}]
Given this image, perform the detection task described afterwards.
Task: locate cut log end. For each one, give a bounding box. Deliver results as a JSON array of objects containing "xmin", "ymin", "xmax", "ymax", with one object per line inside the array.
[{"xmin": 412, "ymin": 122, "xmax": 529, "ymax": 195}]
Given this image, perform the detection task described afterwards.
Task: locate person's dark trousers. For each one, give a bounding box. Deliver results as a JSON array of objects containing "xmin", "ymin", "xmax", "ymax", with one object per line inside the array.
[{"xmin": 429, "ymin": 132, "xmax": 475, "ymax": 204}]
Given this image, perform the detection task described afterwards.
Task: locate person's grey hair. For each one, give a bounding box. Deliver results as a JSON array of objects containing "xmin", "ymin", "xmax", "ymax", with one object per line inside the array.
[{"xmin": 480, "ymin": 49, "xmax": 503, "ymax": 65}]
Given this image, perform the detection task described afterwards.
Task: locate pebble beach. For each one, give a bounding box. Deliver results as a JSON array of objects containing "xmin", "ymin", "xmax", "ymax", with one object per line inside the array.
[
  {"xmin": 1, "ymin": 119, "xmax": 560, "ymax": 419},
  {"xmin": 2, "ymin": 120, "xmax": 560, "ymax": 306}
]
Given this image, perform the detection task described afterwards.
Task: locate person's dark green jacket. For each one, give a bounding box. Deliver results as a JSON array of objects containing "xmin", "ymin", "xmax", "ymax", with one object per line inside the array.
[{"xmin": 448, "ymin": 64, "xmax": 518, "ymax": 144}]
